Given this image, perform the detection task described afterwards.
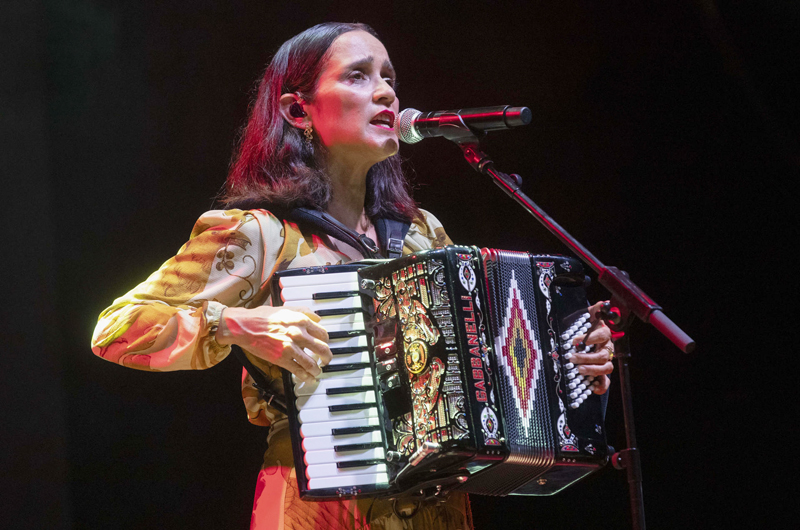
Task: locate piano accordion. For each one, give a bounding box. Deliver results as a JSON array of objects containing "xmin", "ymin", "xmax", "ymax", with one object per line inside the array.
[{"xmin": 272, "ymin": 246, "xmax": 608, "ymax": 500}]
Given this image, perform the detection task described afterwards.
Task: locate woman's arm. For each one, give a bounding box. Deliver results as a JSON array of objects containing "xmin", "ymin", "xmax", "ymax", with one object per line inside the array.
[
  {"xmin": 91, "ymin": 208, "xmax": 334, "ymax": 381},
  {"xmin": 91, "ymin": 209, "xmax": 270, "ymax": 371},
  {"xmin": 216, "ymin": 305, "xmax": 332, "ymax": 383}
]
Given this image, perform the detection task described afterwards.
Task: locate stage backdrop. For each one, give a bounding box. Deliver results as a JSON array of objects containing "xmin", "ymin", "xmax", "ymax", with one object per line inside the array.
[{"xmin": 4, "ymin": 1, "xmax": 796, "ymax": 528}]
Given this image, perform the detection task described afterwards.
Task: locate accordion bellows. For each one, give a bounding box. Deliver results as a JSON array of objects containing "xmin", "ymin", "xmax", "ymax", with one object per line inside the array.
[{"xmin": 273, "ymin": 246, "xmax": 608, "ymax": 500}]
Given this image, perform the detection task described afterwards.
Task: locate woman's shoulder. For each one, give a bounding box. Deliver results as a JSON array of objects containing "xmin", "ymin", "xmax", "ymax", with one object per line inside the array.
[
  {"xmin": 188, "ymin": 208, "xmax": 284, "ymax": 237},
  {"xmin": 406, "ymin": 208, "xmax": 453, "ymax": 251}
]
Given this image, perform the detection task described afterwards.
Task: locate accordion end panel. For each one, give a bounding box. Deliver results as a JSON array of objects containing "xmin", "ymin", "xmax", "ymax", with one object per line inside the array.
[{"xmin": 458, "ymin": 250, "xmax": 608, "ymax": 496}]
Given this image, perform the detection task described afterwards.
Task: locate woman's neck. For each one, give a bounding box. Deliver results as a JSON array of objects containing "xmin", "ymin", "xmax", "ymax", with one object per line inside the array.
[{"xmin": 325, "ymin": 156, "xmax": 372, "ymax": 233}]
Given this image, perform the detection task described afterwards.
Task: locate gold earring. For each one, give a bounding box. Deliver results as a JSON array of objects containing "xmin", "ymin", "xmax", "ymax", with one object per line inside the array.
[{"xmin": 304, "ymin": 122, "xmax": 313, "ymax": 145}]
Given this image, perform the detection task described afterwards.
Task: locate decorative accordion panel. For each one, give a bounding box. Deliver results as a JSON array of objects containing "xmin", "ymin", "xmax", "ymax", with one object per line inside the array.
[
  {"xmin": 484, "ymin": 250, "xmax": 555, "ymax": 453},
  {"xmin": 360, "ymin": 247, "xmax": 506, "ymax": 464}
]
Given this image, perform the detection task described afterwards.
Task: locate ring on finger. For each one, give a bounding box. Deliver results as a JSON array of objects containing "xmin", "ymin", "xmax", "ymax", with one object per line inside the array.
[{"xmin": 603, "ymin": 344, "xmax": 615, "ymax": 360}]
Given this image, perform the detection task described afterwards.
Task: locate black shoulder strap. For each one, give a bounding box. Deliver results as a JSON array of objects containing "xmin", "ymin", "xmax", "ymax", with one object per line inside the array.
[
  {"xmin": 375, "ymin": 217, "xmax": 411, "ymax": 259},
  {"xmin": 227, "ymin": 200, "xmax": 411, "ymax": 258},
  {"xmin": 289, "ymin": 207, "xmax": 381, "ymax": 258},
  {"xmin": 230, "ymin": 345, "xmax": 288, "ymax": 416}
]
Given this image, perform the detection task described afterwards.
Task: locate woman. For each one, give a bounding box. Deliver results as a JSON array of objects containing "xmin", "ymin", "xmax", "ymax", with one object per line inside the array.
[{"xmin": 92, "ymin": 22, "xmax": 614, "ymax": 529}]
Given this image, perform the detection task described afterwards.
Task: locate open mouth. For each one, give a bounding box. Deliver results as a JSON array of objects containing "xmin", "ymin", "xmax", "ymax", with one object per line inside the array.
[{"xmin": 370, "ymin": 111, "xmax": 395, "ymax": 129}]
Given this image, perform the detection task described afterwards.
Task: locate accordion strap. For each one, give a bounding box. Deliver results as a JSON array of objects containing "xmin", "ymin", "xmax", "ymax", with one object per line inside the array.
[
  {"xmin": 289, "ymin": 207, "xmax": 410, "ymax": 259},
  {"xmin": 289, "ymin": 207, "xmax": 382, "ymax": 258},
  {"xmin": 374, "ymin": 217, "xmax": 409, "ymax": 259},
  {"xmin": 229, "ymin": 344, "xmax": 288, "ymax": 416},
  {"xmin": 229, "ymin": 199, "xmax": 410, "ymax": 259}
]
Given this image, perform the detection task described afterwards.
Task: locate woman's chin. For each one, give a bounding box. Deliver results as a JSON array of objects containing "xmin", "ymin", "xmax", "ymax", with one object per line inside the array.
[{"xmin": 379, "ymin": 137, "xmax": 400, "ymax": 158}]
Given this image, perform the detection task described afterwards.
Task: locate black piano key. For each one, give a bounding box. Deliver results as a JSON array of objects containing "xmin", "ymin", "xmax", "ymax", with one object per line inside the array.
[
  {"xmin": 328, "ymin": 330, "xmax": 367, "ymax": 339},
  {"xmin": 336, "ymin": 459, "xmax": 385, "ymax": 469},
  {"xmin": 331, "ymin": 425, "xmax": 381, "ymax": 435},
  {"xmin": 330, "ymin": 346, "xmax": 370, "ymax": 355},
  {"xmin": 312, "ymin": 290, "xmax": 360, "ymax": 300},
  {"xmin": 315, "ymin": 307, "xmax": 362, "ymax": 317},
  {"xmin": 321, "ymin": 362, "xmax": 371, "ymax": 373},
  {"xmin": 329, "ymin": 403, "xmax": 375, "ymax": 413},
  {"xmin": 334, "ymin": 442, "xmax": 383, "ymax": 452},
  {"xmin": 326, "ymin": 385, "xmax": 374, "ymax": 396}
]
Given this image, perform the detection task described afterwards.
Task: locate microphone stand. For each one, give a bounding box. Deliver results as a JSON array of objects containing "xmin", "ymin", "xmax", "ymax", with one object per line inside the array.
[{"xmin": 433, "ymin": 117, "xmax": 695, "ymax": 530}]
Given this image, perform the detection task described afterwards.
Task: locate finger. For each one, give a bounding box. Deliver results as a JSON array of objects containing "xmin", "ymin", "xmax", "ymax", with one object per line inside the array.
[
  {"xmin": 289, "ymin": 343, "xmax": 322, "ymax": 377},
  {"xmin": 272, "ymin": 351, "xmax": 316, "ymax": 383},
  {"xmin": 577, "ymin": 361, "xmax": 614, "ymax": 377},
  {"xmin": 282, "ymin": 307, "xmax": 329, "ymax": 342},
  {"xmin": 285, "ymin": 305, "xmax": 322, "ymax": 323},
  {"xmin": 587, "ymin": 300, "xmax": 610, "ymax": 322},
  {"xmin": 303, "ymin": 319, "xmax": 329, "ymax": 343},
  {"xmin": 286, "ymin": 327, "xmax": 333, "ymax": 366},
  {"xmin": 573, "ymin": 325, "xmax": 612, "ymax": 348},
  {"xmin": 285, "ymin": 342, "xmax": 322, "ymax": 380},
  {"xmin": 591, "ymin": 375, "xmax": 611, "ymax": 395},
  {"xmin": 570, "ymin": 351, "xmax": 612, "ymax": 365}
]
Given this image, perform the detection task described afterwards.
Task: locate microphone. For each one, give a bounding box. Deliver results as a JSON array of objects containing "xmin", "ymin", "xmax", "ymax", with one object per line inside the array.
[{"xmin": 395, "ymin": 105, "xmax": 531, "ymax": 144}]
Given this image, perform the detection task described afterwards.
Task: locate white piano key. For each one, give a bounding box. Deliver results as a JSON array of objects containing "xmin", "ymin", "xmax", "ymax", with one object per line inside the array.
[
  {"xmin": 304, "ymin": 447, "xmax": 385, "ymax": 465},
  {"xmin": 307, "ymin": 472, "xmax": 389, "ymax": 491},
  {"xmin": 299, "ymin": 417, "xmax": 380, "ymax": 438},
  {"xmin": 328, "ymin": 350, "xmax": 371, "ymax": 365},
  {"xmin": 322, "ymin": 322, "xmax": 366, "ymax": 333},
  {"xmin": 281, "ymin": 281, "xmax": 360, "ymax": 302},
  {"xmin": 298, "ymin": 406, "xmax": 378, "ymax": 424},
  {"xmin": 287, "ymin": 297, "xmax": 361, "ymax": 312},
  {"xmin": 301, "ymin": 431, "xmax": 384, "ymax": 452},
  {"xmin": 279, "ymin": 271, "xmax": 359, "ymax": 288},
  {"xmin": 306, "ymin": 462, "xmax": 386, "ymax": 479},
  {"xmin": 319, "ymin": 312, "xmax": 364, "ymax": 327},
  {"xmin": 293, "ymin": 375, "xmax": 375, "ymax": 396},
  {"xmin": 328, "ymin": 335, "xmax": 368, "ymax": 350},
  {"xmin": 295, "ymin": 390, "xmax": 376, "ymax": 410}
]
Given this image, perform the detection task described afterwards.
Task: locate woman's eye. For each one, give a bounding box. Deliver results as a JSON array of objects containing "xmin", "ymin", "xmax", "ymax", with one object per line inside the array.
[{"xmin": 350, "ymin": 71, "xmax": 367, "ymax": 81}]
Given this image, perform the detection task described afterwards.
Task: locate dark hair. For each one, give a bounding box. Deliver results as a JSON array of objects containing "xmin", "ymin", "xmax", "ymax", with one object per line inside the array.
[{"xmin": 222, "ymin": 22, "xmax": 422, "ymax": 224}]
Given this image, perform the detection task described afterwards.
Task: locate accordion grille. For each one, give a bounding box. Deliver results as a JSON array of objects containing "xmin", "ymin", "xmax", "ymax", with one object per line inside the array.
[{"xmin": 462, "ymin": 250, "xmax": 556, "ymax": 495}]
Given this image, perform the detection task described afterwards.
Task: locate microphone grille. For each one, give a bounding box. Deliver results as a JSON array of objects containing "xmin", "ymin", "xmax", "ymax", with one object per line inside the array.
[{"xmin": 396, "ymin": 108, "xmax": 423, "ymax": 144}]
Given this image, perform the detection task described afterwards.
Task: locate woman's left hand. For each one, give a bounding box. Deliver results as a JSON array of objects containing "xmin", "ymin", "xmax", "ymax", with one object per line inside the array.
[{"xmin": 570, "ymin": 300, "xmax": 615, "ymax": 394}]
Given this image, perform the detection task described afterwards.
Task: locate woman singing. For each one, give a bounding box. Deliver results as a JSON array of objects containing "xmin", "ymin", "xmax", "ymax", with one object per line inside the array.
[{"xmin": 91, "ymin": 22, "xmax": 613, "ymax": 530}]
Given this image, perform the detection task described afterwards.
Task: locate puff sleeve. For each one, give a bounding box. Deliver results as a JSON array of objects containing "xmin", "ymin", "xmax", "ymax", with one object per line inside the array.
[{"xmin": 91, "ymin": 209, "xmax": 282, "ymax": 371}]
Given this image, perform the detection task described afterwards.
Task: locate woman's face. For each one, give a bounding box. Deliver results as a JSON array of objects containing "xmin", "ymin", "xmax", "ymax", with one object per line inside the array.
[{"xmin": 305, "ymin": 31, "xmax": 399, "ymax": 172}]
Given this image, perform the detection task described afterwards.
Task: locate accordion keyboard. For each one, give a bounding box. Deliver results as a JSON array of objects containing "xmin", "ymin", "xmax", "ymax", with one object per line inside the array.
[
  {"xmin": 278, "ymin": 271, "xmax": 390, "ymax": 492},
  {"xmin": 559, "ymin": 311, "xmax": 598, "ymax": 409}
]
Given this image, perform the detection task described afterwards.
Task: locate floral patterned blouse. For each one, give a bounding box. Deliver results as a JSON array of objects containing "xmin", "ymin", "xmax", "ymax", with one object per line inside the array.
[{"xmin": 91, "ymin": 208, "xmax": 473, "ymax": 530}]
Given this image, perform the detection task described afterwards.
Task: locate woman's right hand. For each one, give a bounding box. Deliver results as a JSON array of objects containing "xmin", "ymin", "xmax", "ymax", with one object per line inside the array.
[{"xmin": 215, "ymin": 306, "xmax": 331, "ymax": 383}]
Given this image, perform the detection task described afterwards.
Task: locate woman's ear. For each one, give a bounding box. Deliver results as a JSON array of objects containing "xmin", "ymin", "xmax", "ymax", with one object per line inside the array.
[{"xmin": 278, "ymin": 93, "xmax": 308, "ymax": 130}]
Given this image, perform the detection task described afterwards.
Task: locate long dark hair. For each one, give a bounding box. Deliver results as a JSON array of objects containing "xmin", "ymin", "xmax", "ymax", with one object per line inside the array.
[{"xmin": 222, "ymin": 22, "xmax": 422, "ymax": 224}]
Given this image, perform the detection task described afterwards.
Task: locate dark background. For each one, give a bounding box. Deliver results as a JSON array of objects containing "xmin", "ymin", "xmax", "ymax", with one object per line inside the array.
[{"xmin": 3, "ymin": 0, "xmax": 797, "ymax": 528}]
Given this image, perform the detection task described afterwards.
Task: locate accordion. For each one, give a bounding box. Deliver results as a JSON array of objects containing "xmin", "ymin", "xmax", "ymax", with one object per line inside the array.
[{"xmin": 272, "ymin": 246, "xmax": 608, "ymax": 500}]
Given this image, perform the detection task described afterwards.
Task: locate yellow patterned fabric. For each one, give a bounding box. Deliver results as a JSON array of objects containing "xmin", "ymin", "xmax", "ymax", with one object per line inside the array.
[{"xmin": 91, "ymin": 208, "xmax": 469, "ymax": 530}]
